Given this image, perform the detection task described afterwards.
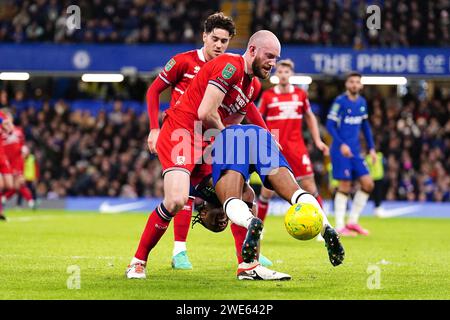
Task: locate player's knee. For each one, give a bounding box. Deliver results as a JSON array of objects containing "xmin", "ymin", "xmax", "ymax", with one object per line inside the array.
[
  {"xmin": 362, "ymin": 180, "xmax": 374, "ymax": 193},
  {"xmin": 164, "ymin": 195, "xmax": 189, "ymax": 214}
]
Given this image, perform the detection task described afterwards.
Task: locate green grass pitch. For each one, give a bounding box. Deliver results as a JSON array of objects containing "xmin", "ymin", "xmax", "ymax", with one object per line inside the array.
[{"xmin": 0, "ymin": 209, "xmax": 449, "ymax": 300}]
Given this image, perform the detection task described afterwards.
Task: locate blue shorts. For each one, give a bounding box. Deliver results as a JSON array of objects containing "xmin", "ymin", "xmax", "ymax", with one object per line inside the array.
[
  {"xmin": 211, "ymin": 124, "xmax": 292, "ymax": 189},
  {"xmin": 330, "ymin": 147, "xmax": 369, "ymax": 180}
]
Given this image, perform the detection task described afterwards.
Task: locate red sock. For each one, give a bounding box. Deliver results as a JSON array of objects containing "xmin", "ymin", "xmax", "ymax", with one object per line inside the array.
[
  {"xmin": 19, "ymin": 186, "xmax": 33, "ymax": 201},
  {"xmin": 5, "ymin": 189, "xmax": 15, "ymax": 200},
  {"xmin": 315, "ymin": 194, "xmax": 324, "ymax": 208},
  {"xmin": 173, "ymin": 197, "xmax": 193, "ymax": 242},
  {"xmin": 230, "ymin": 223, "xmax": 247, "ymax": 264},
  {"xmin": 257, "ymin": 197, "xmax": 269, "ymax": 222},
  {"xmin": 134, "ymin": 203, "xmax": 172, "ymax": 262}
]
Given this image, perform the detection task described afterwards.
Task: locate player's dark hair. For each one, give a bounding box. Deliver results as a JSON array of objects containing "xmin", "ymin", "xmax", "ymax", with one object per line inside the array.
[
  {"xmin": 346, "ymin": 71, "xmax": 362, "ymax": 80},
  {"xmin": 204, "ymin": 12, "xmax": 236, "ymax": 38}
]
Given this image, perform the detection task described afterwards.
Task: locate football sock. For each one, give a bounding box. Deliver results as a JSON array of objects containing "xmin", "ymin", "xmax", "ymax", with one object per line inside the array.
[
  {"xmin": 223, "ymin": 198, "xmax": 254, "ymax": 229},
  {"xmin": 172, "ymin": 241, "xmax": 187, "ymax": 257},
  {"xmin": 334, "ymin": 191, "xmax": 349, "ymax": 229},
  {"xmin": 348, "ymin": 190, "xmax": 369, "ymax": 225},
  {"xmin": 19, "ymin": 185, "xmax": 33, "ymax": 201},
  {"xmin": 256, "ymin": 195, "xmax": 270, "ymax": 221},
  {"xmin": 173, "ymin": 197, "xmax": 193, "ymax": 253},
  {"xmin": 4, "ymin": 189, "xmax": 15, "ymax": 199},
  {"xmin": 231, "ymin": 223, "xmax": 247, "ymax": 264},
  {"xmin": 134, "ymin": 203, "xmax": 173, "ymax": 262},
  {"xmin": 291, "ymin": 189, "xmax": 331, "ymax": 235}
]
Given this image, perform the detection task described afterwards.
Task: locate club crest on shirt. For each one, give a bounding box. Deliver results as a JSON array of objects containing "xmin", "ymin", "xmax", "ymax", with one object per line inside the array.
[
  {"xmin": 176, "ymin": 156, "xmax": 186, "ymax": 165},
  {"xmin": 222, "ymin": 63, "xmax": 236, "ymax": 79},
  {"xmin": 165, "ymin": 58, "xmax": 176, "ymax": 72},
  {"xmin": 194, "ymin": 65, "xmax": 201, "ymax": 73}
]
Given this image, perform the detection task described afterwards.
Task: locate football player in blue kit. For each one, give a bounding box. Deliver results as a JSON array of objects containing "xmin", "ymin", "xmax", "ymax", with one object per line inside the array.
[
  {"xmin": 210, "ymin": 124, "xmax": 345, "ymax": 277},
  {"xmin": 326, "ymin": 72, "xmax": 377, "ymax": 236}
]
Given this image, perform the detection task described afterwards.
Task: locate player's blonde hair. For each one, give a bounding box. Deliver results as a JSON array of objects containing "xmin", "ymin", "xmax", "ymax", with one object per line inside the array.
[{"xmin": 276, "ymin": 59, "xmax": 295, "ymax": 71}]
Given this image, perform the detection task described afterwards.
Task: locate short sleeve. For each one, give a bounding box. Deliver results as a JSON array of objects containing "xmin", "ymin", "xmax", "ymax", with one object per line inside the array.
[
  {"xmin": 207, "ymin": 58, "xmax": 241, "ymax": 94},
  {"xmin": 303, "ymin": 91, "xmax": 311, "ymax": 113},
  {"xmin": 158, "ymin": 55, "xmax": 186, "ymax": 85},
  {"xmin": 327, "ymin": 98, "xmax": 341, "ymax": 122}
]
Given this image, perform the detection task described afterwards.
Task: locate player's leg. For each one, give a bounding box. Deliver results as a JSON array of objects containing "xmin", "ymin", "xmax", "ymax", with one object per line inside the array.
[
  {"xmin": 299, "ymin": 176, "xmax": 324, "ymax": 208},
  {"xmin": 256, "ymin": 186, "xmax": 274, "ymax": 222},
  {"xmin": 265, "ymin": 167, "xmax": 345, "ymax": 266},
  {"xmin": 346, "ymin": 173, "xmax": 374, "ymax": 235},
  {"xmin": 334, "ymin": 179, "xmax": 355, "ymax": 236},
  {"xmin": 127, "ymin": 170, "xmax": 190, "ymax": 279},
  {"xmin": 0, "ymin": 174, "xmax": 5, "ymax": 220},
  {"xmin": 230, "ymin": 182, "xmax": 273, "ymax": 267},
  {"xmin": 171, "ymin": 196, "xmax": 194, "ymax": 269},
  {"xmin": 373, "ymin": 179, "xmax": 384, "ymax": 217},
  {"xmin": 171, "ymin": 162, "xmax": 212, "ymax": 270}
]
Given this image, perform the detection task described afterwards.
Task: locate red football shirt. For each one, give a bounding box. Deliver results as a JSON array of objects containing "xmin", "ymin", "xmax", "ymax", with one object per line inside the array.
[
  {"xmin": 167, "ymin": 53, "xmax": 260, "ymax": 128},
  {"xmin": 259, "ymin": 85, "xmax": 311, "ymax": 151},
  {"xmin": 158, "ymin": 49, "xmax": 207, "ymax": 108},
  {"xmin": 2, "ymin": 126, "xmax": 25, "ymax": 161}
]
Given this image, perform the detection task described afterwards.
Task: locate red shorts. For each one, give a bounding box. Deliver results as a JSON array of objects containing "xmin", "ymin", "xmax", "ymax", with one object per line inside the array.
[
  {"xmin": 7, "ymin": 156, "xmax": 24, "ymax": 175},
  {"xmin": 0, "ymin": 153, "xmax": 12, "ymax": 175},
  {"xmin": 157, "ymin": 115, "xmax": 212, "ymax": 184},
  {"xmin": 283, "ymin": 148, "xmax": 314, "ymax": 180}
]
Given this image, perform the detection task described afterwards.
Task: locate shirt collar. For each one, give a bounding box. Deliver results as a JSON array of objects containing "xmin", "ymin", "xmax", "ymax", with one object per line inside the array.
[{"xmin": 197, "ymin": 48, "xmax": 206, "ymax": 62}]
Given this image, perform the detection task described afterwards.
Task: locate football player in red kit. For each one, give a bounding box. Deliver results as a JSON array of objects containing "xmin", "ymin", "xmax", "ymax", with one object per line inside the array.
[
  {"xmin": 0, "ymin": 111, "xmax": 14, "ymax": 220},
  {"xmin": 256, "ymin": 59, "xmax": 329, "ymax": 227},
  {"xmin": 144, "ymin": 12, "xmax": 237, "ymax": 269},
  {"xmin": 143, "ymin": 13, "xmax": 271, "ymax": 271},
  {"xmin": 127, "ymin": 30, "xmax": 286, "ymax": 280},
  {"xmin": 0, "ymin": 111, "xmax": 35, "ymax": 209}
]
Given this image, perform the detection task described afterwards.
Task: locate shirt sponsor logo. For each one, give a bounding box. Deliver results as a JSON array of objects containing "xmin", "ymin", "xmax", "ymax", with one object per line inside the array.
[{"xmin": 344, "ymin": 115, "xmax": 364, "ymax": 124}]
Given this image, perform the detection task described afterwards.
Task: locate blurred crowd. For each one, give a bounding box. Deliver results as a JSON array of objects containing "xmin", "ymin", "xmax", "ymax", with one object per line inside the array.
[
  {"xmin": 252, "ymin": 0, "xmax": 450, "ymax": 47},
  {"xmin": 0, "ymin": 0, "xmax": 219, "ymax": 44},
  {"xmin": 1, "ymin": 0, "xmax": 449, "ymax": 47},
  {"xmin": 369, "ymin": 93, "xmax": 449, "ymax": 202},
  {"xmin": 2, "ymin": 93, "xmax": 165, "ymax": 199},
  {"xmin": 1, "ymin": 84, "xmax": 448, "ymax": 202}
]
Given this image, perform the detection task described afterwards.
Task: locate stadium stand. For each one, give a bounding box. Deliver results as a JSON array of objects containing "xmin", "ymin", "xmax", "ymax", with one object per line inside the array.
[{"xmin": 0, "ymin": 0, "xmax": 448, "ymax": 202}]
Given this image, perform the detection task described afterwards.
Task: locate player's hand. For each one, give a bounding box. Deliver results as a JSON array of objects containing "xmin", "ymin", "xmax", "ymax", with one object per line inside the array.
[
  {"xmin": 340, "ymin": 144, "xmax": 353, "ymax": 158},
  {"xmin": 369, "ymin": 148, "xmax": 377, "ymax": 165},
  {"xmin": 147, "ymin": 128, "xmax": 160, "ymax": 154},
  {"xmin": 315, "ymin": 140, "xmax": 329, "ymax": 156}
]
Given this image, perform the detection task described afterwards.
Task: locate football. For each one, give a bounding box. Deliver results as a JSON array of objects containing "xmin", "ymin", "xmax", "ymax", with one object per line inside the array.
[{"xmin": 284, "ymin": 203, "xmax": 323, "ymax": 240}]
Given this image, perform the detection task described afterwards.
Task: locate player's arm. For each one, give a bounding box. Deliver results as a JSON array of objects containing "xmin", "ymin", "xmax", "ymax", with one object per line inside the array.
[
  {"xmin": 361, "ymin": 115, "xmax": 376, "ymax": 164},
  {"xmin": 326, "ymin": 101, "xmax": 352, "ymax": 157},
  {"xmin": 245, "ymin": 102, "xmax": 269, "ymax": 130},
  {"xmin": 146, "ymin": 56, "xmax": 183, "ymax": 153},
  {"xmin": 304, "ymin": 108, "xmax": 329, "ymax": 156},
  {"xmin": 197, "ymin": 84, "xmax": 226, "ymax": 131},
  {"xmin": 258, "ymin": 92, "xmax": 268, "ymax": 119},
  {"xmin": 146, "ymin": 77, "xmax": 170, "ymax": 154}
]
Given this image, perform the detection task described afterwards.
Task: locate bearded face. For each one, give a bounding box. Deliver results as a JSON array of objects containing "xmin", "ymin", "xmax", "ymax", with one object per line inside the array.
[{"xmin": 252, "ymin": 55, "xmax": 272, "ymax": 79}]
